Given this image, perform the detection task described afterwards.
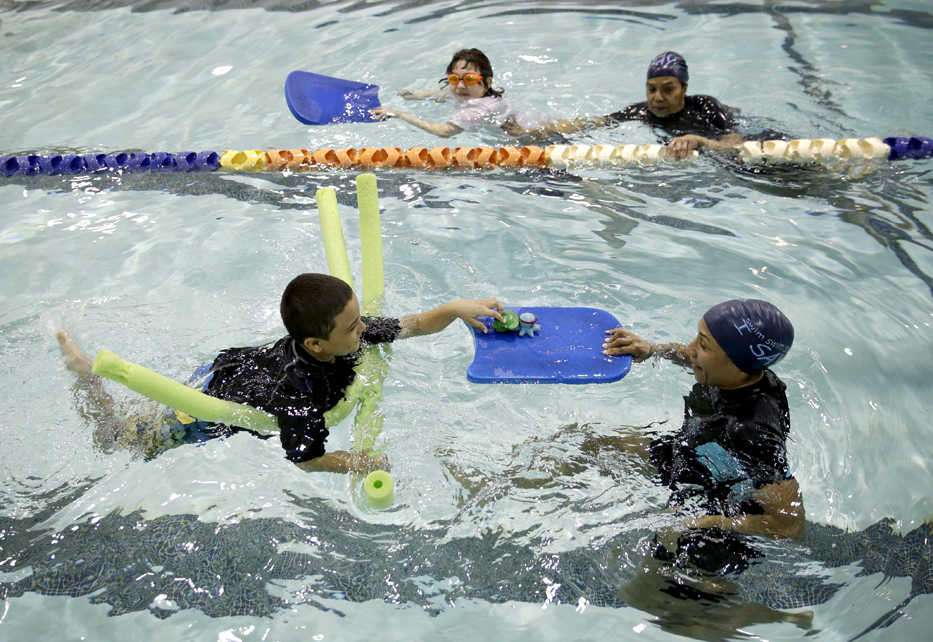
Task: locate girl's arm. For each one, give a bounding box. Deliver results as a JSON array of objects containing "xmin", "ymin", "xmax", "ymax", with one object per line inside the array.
[
  {"xmin": 370, "ymin": 107, "xmax": 462, "ymax": 137},
  {"xmin": 398, "ymin": 88, "xmax": 449, "ymax": 101}
]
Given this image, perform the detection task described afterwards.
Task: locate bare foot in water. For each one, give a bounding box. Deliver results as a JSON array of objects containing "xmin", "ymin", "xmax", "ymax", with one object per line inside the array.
[{"xmin": 57, "ymin": 330, "xmax": 93, "ymax": 375}]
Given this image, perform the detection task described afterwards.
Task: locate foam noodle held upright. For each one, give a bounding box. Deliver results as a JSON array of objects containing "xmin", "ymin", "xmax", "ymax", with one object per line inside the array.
[
  {"xmin": 316, "ymin": 186, "xmax": 354, "ymax": 288},
  {"xmin": 357, "ymin": 173, "xmax": 384, "ymax": 314},
  {"xmin": 91, "ymin": 349, "xmax": 279, "ymax": 435},
  {"xmin": 352, "ymin": 173, "xmax": 390, "ymax": 475}
]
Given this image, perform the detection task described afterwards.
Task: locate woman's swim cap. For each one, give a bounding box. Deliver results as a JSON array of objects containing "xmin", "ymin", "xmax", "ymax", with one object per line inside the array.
[
  {"xmin": 647, "ymin": 51, "xmax": 689, "ymax": 84},
  {"xmin": 702, "ymin": 299, "xmax": 794, "ymax": 373}
]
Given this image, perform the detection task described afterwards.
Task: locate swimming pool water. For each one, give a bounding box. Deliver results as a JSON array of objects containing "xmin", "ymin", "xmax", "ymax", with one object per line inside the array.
[{"xmin": 2, "ymin": 1, "xmax": 932, "ymax": 640}]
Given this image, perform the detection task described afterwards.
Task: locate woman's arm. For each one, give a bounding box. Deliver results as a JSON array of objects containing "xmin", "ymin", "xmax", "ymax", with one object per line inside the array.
[
  {"xmin": 689, "ymin": 478, "xmax": 806, "ymax": 539},
  {"xmin": 666, "ymin": 133, "xmax": 744, "ymax": 159},
  {"xmin": 513, "ymin": 114, "xmax": 612, "ymax": 138},
  {"xmin": 603, "ymin": 328, "xmax": 691, "ymax": 367}
]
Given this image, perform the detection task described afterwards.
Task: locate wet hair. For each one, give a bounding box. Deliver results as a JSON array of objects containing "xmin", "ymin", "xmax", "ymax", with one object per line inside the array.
[
  {"xmin": 280, "ymin": 273, "xmax": 354, "ymax": 341},
  {"xmin": 443, "ymin": 48, "xmax": 504, "ymax": 98}
]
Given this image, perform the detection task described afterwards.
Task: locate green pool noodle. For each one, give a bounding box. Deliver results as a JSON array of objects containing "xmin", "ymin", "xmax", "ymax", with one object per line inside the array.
[
  {"xmin": 363, "ymin": 470, "xmax": 394, "ymax": 510},
  {"xmin": 317, "ymin": 186, "xmax": 353, "ymax": 288},
  {"xmin": 91, "ymin": 349, "xmax": 280, "ymax": 435},
  {"xmin": 357, "ymin": 173, "xmax": 384, "ymax": 314},
  {"xmin": 353, "ymin": 172, "xmax": 389, "ymax": 452}
]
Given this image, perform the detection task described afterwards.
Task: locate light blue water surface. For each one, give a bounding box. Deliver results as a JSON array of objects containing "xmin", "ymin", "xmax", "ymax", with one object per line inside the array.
[{"xmin": 1, "ymin": 1, "xmax": 932, "ymax": 640}]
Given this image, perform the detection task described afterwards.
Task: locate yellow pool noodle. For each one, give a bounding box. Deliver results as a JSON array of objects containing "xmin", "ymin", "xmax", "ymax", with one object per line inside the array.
[
  {"xmin": 91, "ymin": 349, "xmax": 279, "ymax": 435},
  {"xmin": 317, "ymin": 187, "xmax": 353, "ymax": 288},
  {"xmin": 350, "ymin": 174, "xmax": 389, "ymax": 454},
  {"xmin": 357, "ymin": 173, "xmax": 384, "ymax": 315}
]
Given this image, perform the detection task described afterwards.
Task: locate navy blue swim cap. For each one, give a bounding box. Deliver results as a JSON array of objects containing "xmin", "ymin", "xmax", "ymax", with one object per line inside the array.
[
  {"xmin": 647, "ymin": 51, "xmax": 689, "ymax": 84},
  {"xmin": 702, "ymin": 299, "xmax": 794, "ymax": 374}
]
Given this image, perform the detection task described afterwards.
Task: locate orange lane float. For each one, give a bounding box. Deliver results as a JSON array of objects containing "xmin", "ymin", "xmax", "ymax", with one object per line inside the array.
[
  {"xmin": 242, "ymin": 146, "xmax": 552, "ymax": 171},
  {"xmin": 264, "ymin": 149, "xmax": 310, "ymax": 170}
]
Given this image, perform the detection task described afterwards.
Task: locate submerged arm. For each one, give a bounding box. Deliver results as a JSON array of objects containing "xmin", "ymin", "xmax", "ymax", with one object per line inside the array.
[
  {"xmin": 517, "ymin": 114, "xmax": 612, "ymax": 138},
  {"xmin": 398, "ymin": 87, "xmax": 449, "ymax": 101},
  {"xmin": 690, "ymin": 478, "xmax": 806, "ymax": 539},
  {"xmin": 295, "ymin": 450, "xmax": 387, "ymax": 474}
]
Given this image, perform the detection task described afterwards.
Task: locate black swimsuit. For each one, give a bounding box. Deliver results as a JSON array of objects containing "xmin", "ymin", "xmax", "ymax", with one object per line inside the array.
[
  {"xmin": 649, "ymin": 369, "xmax": 792, "ymax": 517},
  {"xmin": 607, "ymin": 94, "xmax": 737, "ymax": 141},
  {"xmin": 204, "ymin": 316, "xmax": 401, "ymax": 462}
]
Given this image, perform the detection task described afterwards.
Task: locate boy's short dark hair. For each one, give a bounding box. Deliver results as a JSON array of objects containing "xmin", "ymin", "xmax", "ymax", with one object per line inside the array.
[{"xmin": 280, "ymin": 273, "xmax": 354, "ymax": 341}]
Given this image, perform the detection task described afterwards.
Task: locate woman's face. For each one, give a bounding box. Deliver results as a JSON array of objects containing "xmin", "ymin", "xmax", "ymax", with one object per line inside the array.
[
  {"xmin": 447, "ymin": 60, "xmax": 488, "ymax": 101},
  {"xmin": 686, "ymin": 318, "xmax": 758, "ymax": 389}
]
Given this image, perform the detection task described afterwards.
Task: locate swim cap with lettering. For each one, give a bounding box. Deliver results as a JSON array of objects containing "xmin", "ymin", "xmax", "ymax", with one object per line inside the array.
[
  {"xmin": 702, "ymin": 299, "xmax": 794, "ymax": 373},
  {"xmin": 647, "ymin": 51, "xmax": 689, "ymax": 84}
]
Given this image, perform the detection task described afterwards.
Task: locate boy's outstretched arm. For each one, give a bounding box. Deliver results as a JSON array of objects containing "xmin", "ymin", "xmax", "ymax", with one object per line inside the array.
[
  {"xmin": 602, "ymin": 327, "xmax": 692, "ymax": 367},
  {"xmin": 398, "ymin": 297, "xmax": 504, "ymax": 338}
]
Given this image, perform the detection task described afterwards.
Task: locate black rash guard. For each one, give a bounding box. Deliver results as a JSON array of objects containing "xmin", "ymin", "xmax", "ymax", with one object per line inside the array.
[
  {"xmin": 607, "ymin": 94, "xmax": 737, "ymax": 141},
  {"xmin": 204, "ymin": 316, "xmax": 401, "ymax": 462},
  {"xmin": 649, "ymin": 369, "xmax": 791, "ymax": 517}
]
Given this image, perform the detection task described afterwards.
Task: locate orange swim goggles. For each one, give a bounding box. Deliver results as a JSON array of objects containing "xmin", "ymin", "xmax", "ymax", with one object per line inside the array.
[{"xmin": 446, "ymin": 72, "xmax": 484, "ymax": 86}]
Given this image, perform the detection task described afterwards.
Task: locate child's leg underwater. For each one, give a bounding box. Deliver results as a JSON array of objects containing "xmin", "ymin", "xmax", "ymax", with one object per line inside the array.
[
  {"xmin": 57, "ymin": 330, "xmax": 126, "ymax": 450},
  {"xmin": 57, "ymin": 331, "xmax": 182, "ymax": 457}
]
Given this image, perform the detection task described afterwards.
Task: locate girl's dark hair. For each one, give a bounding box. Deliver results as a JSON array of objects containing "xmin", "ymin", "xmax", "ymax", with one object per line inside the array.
[
  {"xmin": 280, "ymin": 273, "xmax": 354, "ymax": 341},
  {"xmin": 443, "ymin": 48, "xmax": 503, "ymax": 98}
]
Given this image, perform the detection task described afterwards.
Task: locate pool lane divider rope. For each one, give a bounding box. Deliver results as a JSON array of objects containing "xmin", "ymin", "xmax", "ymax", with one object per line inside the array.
[
  {"xmin": 4, "ymin": 137, "xmax": 931, "ymax": 176},
  {"xmin": 317, "ymin": 174, "xmax": 394, "ymax": 509}
]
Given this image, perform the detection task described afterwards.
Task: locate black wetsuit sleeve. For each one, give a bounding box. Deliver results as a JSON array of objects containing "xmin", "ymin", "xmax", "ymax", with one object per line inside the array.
[
  {"xmin": 694, "ymin": 95, "xmax": 737, "ymax": 133},
  {"xmin": 606, "ymin": 102, "xmax": 648, "ymax": 123},
  {"xmin": 274, "ymin": 402, "xmax": 329, "ymax": 462},
  {"xmin": 361, "ymin": 316, "xmax": 401, "ymax": 345}
]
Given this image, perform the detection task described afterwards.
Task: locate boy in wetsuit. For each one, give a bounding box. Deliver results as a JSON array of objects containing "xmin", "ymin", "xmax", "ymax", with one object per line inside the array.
[
  {"xmin": 57, "ymin": 273, "xmax": 504, "ymax": 474},
  {"xmin": 517, "ymin": 51, "xmax": 743, "ymax": 159},
  {"xmin": 601, "ymin": 298, "xmax": 803, "ymax": 539}
]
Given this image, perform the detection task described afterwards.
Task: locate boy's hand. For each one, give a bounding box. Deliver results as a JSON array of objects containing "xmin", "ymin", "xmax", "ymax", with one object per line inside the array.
[
  {"xmin": 602, "ymin": 327, "xmax": 654, "ymax": 361},
  {"xmin": 449, "ymin": 298, "xmax": 504, "ymax": 333}
]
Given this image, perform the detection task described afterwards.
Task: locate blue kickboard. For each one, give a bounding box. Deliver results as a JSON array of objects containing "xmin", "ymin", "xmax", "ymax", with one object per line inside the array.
[
  {"xmin": 285, "ymin": 70, "xmax": 381, "ymax": 125},
  {"xmin": 467, "ymin": 306, "xmax": 632, "ymax": 384}
]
